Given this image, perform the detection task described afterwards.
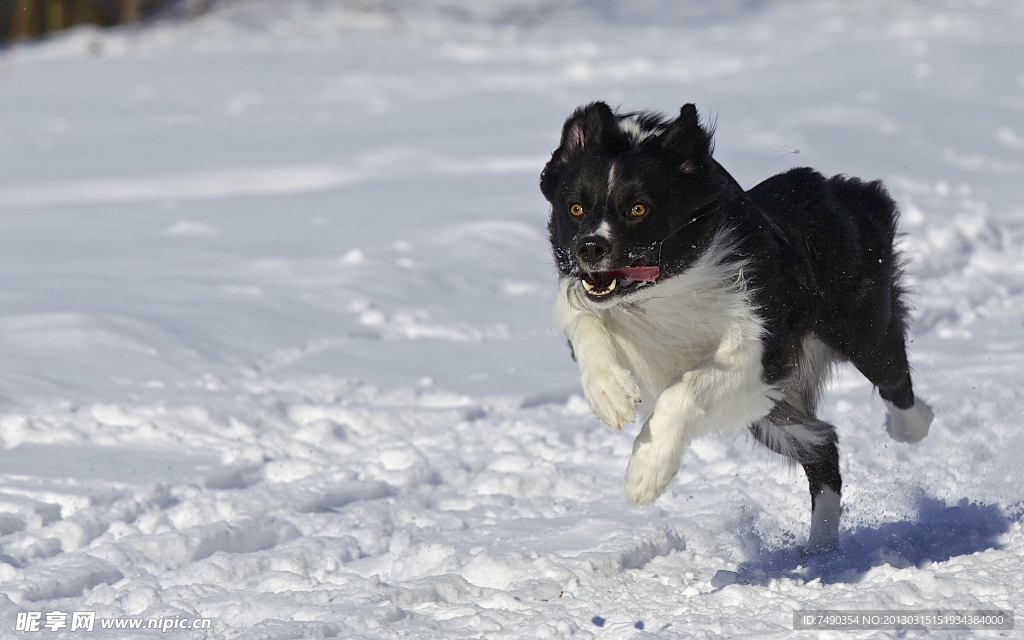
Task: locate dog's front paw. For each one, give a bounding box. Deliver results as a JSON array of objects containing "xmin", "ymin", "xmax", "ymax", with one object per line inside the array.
[
  {"xmin": 581, "ymin": 364, "xmax": 640, "ymax": 429},
  {"xmin": 624, "ymin": 422, "xmax": 680, "ymax": 505}
]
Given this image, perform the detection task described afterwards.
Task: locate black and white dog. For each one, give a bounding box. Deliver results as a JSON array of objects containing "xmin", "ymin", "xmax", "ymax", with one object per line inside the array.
[{"xmin": 541, "ymin": 102, "xmax": 934, "ymax": 554}]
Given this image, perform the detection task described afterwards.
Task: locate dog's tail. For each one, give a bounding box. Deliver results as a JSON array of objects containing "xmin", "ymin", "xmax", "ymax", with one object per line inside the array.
[{"xmin": 826, "ymin": 174, "xmax": 910, "ymax": 331}]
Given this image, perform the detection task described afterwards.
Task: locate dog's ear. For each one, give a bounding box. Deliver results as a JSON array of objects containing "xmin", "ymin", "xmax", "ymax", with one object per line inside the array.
[
  {"xmin": 541, "ymin": 102, "xmax": 625, "ymax": 201},
  {"xmin": 555, "ymin": 101, "xmax": 623, "ymax": 156},
  {"xmin": 660, "ymin": 103, "xmax": 713, "ymax": 174}
]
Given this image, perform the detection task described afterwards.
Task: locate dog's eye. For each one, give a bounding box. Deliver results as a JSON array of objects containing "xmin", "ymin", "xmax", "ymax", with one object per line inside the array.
[
  {"xmin": 569, "ymin": 203, "xmax": 584, "ymax": 217},
  {"xmin": 631, "ymin": 204, "xmax": 647, "ymax": 217}
]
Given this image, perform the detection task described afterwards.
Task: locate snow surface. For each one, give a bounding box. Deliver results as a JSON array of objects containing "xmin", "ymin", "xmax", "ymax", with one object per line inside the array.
[{"xmin": 0, "ymin": 0, "xmax": 1022, "ymax": 637}]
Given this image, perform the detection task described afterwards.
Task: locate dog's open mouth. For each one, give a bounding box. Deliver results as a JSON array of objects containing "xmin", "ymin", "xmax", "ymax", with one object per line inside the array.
[{"xmin": 581, "ymin": 264, "xmax": 660, "ymax": 298}]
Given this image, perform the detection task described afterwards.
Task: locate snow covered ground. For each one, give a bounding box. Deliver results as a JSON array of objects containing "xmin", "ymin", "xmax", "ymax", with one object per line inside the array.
[{"xmin": 0, "ymin": 0, "xmax": 1022, "ymax": 637}]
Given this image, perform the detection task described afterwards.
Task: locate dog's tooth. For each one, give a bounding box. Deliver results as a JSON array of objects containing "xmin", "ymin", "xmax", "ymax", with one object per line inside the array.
[{"xmin": 581, "ymin": 277, "xmax": 618, "ymax": 296}]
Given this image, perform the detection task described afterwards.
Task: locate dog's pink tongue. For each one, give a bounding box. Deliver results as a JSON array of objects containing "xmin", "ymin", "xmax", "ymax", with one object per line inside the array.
[{"xmin": 613, "ymin": 265, "xmax": 660, "ymax": 281}]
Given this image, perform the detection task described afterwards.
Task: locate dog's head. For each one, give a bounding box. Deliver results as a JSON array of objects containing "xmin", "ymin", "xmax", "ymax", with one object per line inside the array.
[{"xmin": 541, "ymin": 102, "xmax": 722, "ymax": 306}]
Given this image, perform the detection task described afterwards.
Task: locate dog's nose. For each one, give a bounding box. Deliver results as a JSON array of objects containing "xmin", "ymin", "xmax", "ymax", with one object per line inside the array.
[{"xmin": 577, "ymin": 235, "xmax": 611, "ymax": 265}]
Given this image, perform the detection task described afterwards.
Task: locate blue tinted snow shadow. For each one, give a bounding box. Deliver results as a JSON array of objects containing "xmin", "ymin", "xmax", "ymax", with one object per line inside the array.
[{"xmin": 733, "ymin": 497, "xmax": 1012, "ymax": 585}]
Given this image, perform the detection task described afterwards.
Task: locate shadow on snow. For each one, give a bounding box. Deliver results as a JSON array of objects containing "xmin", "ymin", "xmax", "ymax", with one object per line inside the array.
[{"xmin": 731, "ymin": 497, "xmax": 1012, "ymax": 586}]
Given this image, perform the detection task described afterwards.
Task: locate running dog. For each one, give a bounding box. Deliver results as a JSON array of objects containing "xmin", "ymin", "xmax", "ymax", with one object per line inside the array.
[{"xmin": 541, "ymin": 102, "xmax": 933, "ymax": 553}]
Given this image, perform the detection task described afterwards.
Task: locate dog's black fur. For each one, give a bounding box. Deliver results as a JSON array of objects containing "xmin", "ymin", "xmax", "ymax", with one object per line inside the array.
[{"xmin": 541, "ymin": 102, "xmax": 930, "ymax": 552}]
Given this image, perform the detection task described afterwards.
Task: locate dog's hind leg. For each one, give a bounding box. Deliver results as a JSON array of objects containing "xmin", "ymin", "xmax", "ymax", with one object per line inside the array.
[
  {"xmin": 800, "ymin": 441, "xmax": 842, "ymax": 555},
  {"xmin": 750, "ymin": 402, "xmax": 841, "ymax": 555},
  {"xmin": 818, "ymin": 270, "xmax": 934, "ymax": 443},
  {"xmin": 843, "ymin": 314, "xmax": 934, "ymax": 444},
  {"xmin": 884, "ymin": 397, "xmax": 934, "ymax": 444}
]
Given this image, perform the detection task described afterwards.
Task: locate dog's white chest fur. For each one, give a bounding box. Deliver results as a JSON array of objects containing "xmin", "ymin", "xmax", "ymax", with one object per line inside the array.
[
  {"xmin": 553, "ymin": 246, "xmax": 780, "ymax": 505},
  {"xmin": 598, "ymin": 261, "xmax": 757, "ymax": 405}
]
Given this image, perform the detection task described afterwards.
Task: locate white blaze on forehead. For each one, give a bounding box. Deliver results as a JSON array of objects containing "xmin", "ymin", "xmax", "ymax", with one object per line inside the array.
[
  {"xmin": 617, "ymin": 118, "xmax": 662, "ymax": 144},
  {"xmin": 607, "ymin": 161, "xmax": 617, "ymax": 198}
]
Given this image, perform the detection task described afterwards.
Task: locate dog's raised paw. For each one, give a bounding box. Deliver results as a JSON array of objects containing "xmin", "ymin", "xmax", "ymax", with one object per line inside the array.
[
  {"xmin": 884, "ymin": 397, "xmax": 934, "ymax": 444},
  {"xmin": 624, "ymin": 456, "xmax": 676, "ymax": 505},
  {"xmin": 581, "ymin": 363, "xmax": 640, "ymax": 429},
  {"xmin": 624, "ymin": 425, "xmax": 679, "ymax": 505}
]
